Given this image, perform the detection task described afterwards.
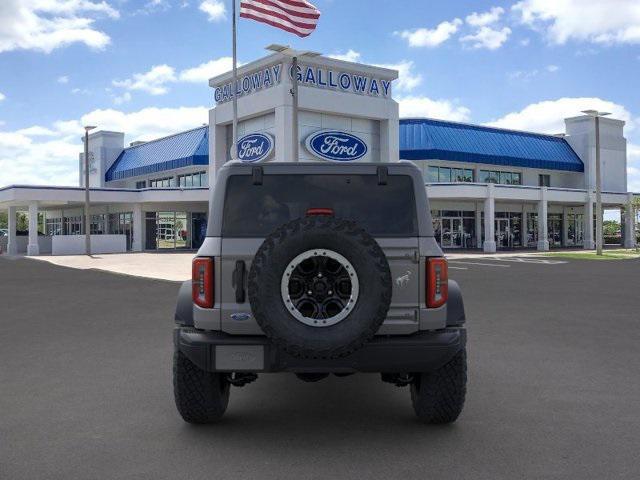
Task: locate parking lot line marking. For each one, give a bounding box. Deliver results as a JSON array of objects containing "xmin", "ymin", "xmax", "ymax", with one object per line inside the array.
[
  {"xmin": 491, "ymin": 257, "xmax": 568, "ymax": 265},
  {"xmin": 448, "ymin": 261, "xmax": 510, "ymax": 268},
  {"xmin": 449, "ymin": 266, "xmax": 468, "ymax": 270}
]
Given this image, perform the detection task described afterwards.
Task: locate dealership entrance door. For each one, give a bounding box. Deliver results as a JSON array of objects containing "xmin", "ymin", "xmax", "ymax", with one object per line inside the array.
[
  {"xmin": 441, "ymin": 218, "xmax": 463, "ymax": 248},
  {"xmin": 144, "ymin": 211, "xmax": 207, "ymax": 250}
]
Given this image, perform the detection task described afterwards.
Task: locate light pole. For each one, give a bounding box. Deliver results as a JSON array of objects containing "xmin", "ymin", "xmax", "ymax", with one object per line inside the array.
[
  {"xmin": 83, "ymin": 125, "xmax": 96, "ymax": 255},
  {"xmin": 266, "ymin": 44, "xmax": 321, "ymax": 162},
  {"xmin": 582, "ymin": 110, "xmax": 610, "ymax": 256}
]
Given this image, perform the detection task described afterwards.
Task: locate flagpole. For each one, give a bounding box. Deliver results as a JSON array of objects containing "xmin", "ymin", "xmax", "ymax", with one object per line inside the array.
[
  {"xmin": 231, "ymin": 0, "xmax": 238, "ymax": 160},
  {"xmin": 291, "ymin": 55, "xmax": 299, "ymax": 163}
]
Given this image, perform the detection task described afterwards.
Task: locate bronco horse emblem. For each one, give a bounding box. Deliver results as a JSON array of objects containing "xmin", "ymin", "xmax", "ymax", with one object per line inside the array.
[{"xmin": 395, "ymin": 270, "xmax": 412, "ymax": 288}]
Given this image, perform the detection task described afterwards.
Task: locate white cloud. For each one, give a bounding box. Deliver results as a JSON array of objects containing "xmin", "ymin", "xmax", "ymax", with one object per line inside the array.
[
  {"xmin": 398, "ymin": 96, "xmax": 471, "ymax": 122},
  {"xmin": 0, "ymin": 92, "xmax": 5, "ymax": 102},
  {"xmin": 461, "ymin": 26, "xmax": 511, "ymax": 50},
  {"xmin": 0, "ymin": 0, "xmax": 119, "ymax": 54},
  {"xmin": 520, "ymin": 38, "xmax": 531, "ymax": 46},
  {"xmin": 328, "ymin": 50, "xmax": 362, "ymax": 63},
  {"xmin": 513, "ymin": 0, "xmax": 640, "ymax": 45},
  {"xmin": 113, "ymin": 91, "xmax": 132, "ymax": 105},
  {"xmin": 396, "ymin": 19, "xmax": 463, "ymax": 48},
  {"xmin": 112, "ymin": 57, "xmax": 235, "ymax": 96},
  {"xmin": 199, "ymin": 0, "xmax": 226, "ymax": 22},
  {"xmin": 508, "ymin": 64, "xmax": 560, "ymax": 81},
  {"xmin": 627, "ymin": 145, "xmax": 640, "ymax": 192},
  {"xmin": 136, "ymin": 0, "xmax": 171, "ymax": 15},
  {"xmin": 0, "ymin": 106, "xmax": 209, "ymax": 187},
  {"xmin": 113, "ymin": 64, "xmax": 177, "ymax": 95},
  {"xmin": 57, "ymin": 75, "xmax": 70, "ymax": 84},
  {"xmin": 466, "ymin": 6, "xmax": 504, "ymax": 27},
  {"xmin": 326, "ymin": 52, "xmax": 422, "ymax": 93},
  {"xmin": 179, "ymin": 57, "xmax": 234, "ymax": 82},
  {"xmin": 486, "ymin": 97, "xmax": 635, "ymax": 134},
  {"xmin": 373, "ymin": 60, "xmax": 422, "ymax": 93}
]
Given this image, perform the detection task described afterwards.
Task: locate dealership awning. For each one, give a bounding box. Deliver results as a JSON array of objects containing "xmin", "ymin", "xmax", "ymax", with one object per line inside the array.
[
  {"xmin": 399, "ymin": 118, "xmax": 584, "ymax": 172},
  {"xmin": 105, "ymin": 126, "xmax": 209, "ymax": 181}
]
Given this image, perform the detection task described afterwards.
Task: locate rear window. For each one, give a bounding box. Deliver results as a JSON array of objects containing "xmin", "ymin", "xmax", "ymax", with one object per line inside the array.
[{"xmin": 222, "ymin": 174, "xmax": 418, "ymax": 237}]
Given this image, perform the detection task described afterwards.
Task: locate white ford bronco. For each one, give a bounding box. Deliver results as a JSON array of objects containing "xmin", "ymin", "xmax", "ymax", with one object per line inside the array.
[{"xmin": 173, "ymin": 161, "xmax": 467, "ymax": 424}]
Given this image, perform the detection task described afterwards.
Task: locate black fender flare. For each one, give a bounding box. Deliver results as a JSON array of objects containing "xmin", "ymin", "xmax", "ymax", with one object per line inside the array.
[
  {"xmin": 175, "ymin": 280, "xmax": 194, "ymax": 326},
  {"xmin": 446, "ymin": 279, "xmax": 466, "ymax": 326}
]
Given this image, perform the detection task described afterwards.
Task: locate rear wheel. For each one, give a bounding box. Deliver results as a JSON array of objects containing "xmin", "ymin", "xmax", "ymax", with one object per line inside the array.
[
  {"xmin": 173, "ymin": 349, "xmax": 230, "ymax": 424},
  {"xmin": 410, "ymin": 348, "xmax": 467, "ymax": 424}
]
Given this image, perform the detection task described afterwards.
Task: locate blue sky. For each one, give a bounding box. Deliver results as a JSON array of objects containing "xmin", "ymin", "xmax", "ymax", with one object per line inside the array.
[{"xmin": 1, "ymin": 0, "xmax": 639, "ymax": 192}]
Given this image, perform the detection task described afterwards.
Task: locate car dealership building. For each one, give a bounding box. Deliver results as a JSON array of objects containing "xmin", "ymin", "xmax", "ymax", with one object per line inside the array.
[{"xmin": 0, "ymin": 52, "xmax": 637, "ymax": 255}]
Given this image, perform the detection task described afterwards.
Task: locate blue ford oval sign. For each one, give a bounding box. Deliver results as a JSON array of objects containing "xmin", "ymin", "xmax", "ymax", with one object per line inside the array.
[
  {"xmin": 234, "ymin": 133, "xmax": 274, "ymax": 163},
  {"xmin": 305, "ymin": 130, "xmax": 368, "ymax": 162}
]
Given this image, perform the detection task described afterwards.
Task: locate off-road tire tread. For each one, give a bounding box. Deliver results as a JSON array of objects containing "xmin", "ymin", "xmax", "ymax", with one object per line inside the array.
[
  {"xmin": 411, "ymin": 348, "xmax": 467, "ymax": 424},
  {"xmin": 248, "ymin": 217, "xmax": 391, "ymax": 359},
  {"xmin": 173, "ymin": 349, "xmax": 230, "ymax": 424}
]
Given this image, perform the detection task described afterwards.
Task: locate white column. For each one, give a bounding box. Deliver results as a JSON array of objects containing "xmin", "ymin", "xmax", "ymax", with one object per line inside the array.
[
  {"xmin": 537, "ymin": 187, "xmax": 549, "ymax": 251},
  {"xmin": 562, "ymin": 207, "xmax": 569, "ymax": 247},
  {"xmin": 475, "ymin": 202, "xmax": 482, "ymax": 250},
  {"xmin": 275, "ymin": 104, "xmax": 294, "ymax": 162},
  {"xmin": 7, "ymin": 206, "xmax": 17, "ymax": 255},
  {"xmin": 584, "ymin": 196, "xmax": 595, "ymax": 249},
  {"xmin": 624, "ymin": 193, "xmax": 636, "ymax": 248},
  {"xmin": 132, "ymin": 204, "xmax": 143, "ymax": 252},
  {"xmin": 483, "ymin": 184, "xmax": 496, "ymax": 253},
  {"xmin": 27, "ymin": 203, "xmax": 40, "ymax": 256},
  {"xmin": 380, "ymin": 111, "xmax": 400, "ymax": 163}
]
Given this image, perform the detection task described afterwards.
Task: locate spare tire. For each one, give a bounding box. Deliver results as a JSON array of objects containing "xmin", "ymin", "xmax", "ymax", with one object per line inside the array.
[{"xmin": 248, "ymin": 216, "xmax": 392, "ymax": 359}]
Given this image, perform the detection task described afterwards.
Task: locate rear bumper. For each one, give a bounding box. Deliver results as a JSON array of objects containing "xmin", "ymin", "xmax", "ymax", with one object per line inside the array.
[{"xmin": 174, "ymin": 327, "xmax": 466, "ymax": 374}]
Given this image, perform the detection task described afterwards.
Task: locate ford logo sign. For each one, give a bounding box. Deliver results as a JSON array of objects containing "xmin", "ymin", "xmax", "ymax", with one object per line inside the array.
[
  {"xmin": 305, "ymin": 131, "xmax": 368, "ymax": 162},
  {"xmin": 233, "ymin": 133, "xmax": 274, "ymax": 163}
]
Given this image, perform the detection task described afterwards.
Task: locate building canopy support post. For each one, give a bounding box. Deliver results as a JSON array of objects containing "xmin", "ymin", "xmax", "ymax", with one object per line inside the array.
[
  {"xmin": 537, "ymin": 188, "xmax": 550, "ymax": 251},
  {"xmin": 7, "ymin": 206, "xmax": 18, "ymax": 255},
  {"xmin": 27, "ymin": 203, "xmax": 40, "ymax": 256},
  {"xmin": 584, "ymin": 197, "xmax": 595, "ymax": 250},
  {"xmin": 624, "ymin": 194, "xmax": 637, "ymax": 249},
  {"xmin": 483, "ymin": 185, "xmax": 496, "ymax": 253}
]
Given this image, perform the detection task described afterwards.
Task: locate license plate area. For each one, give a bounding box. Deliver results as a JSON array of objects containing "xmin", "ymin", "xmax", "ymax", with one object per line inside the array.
[{"xmin": 215, "ymin": 345, "xmax": 264, "ymax": 371}]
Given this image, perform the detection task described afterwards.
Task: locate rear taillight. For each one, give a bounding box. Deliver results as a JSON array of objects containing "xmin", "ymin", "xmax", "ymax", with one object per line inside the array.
[
  {"xmin": 427, "ymin": 257, "xmax": 448, "ymax": 308},
  {"xmin": 192, "ymin": 257, "xmax": 214, "ymax": 308}
]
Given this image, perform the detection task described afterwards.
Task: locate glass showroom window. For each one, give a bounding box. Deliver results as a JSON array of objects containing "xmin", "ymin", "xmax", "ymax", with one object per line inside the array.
[
  {"xmin": 64, "ymin": 216, "xmax": 83, "ymax": 235},
  {"xmin": 90, "ymin": 214, "xmax": 107, "ymax": 234},
  {"xmin": 178, "ymin": 171, "xmax": 207, "ymax": 188},
  {"xmin": 431, "ymin": 210, "xmax": 476, "ymax": 249},
  {"xmin": 149, "ymin": 177, "xmax": 175, "ymax": 188},
  {"xmin": 480, "ymin": 170, "xmax": 521, "ymax": 185},
  {"xmin": 108, "ymin": 212, "xmax": 133, "ymax": 250},
  {"xmin": 46, "ymin": 218, "xmax": 63, "ymax": 236},
  {"xmin": 427, "ymin": 166, "xmax": 473, "ymax": 183},
  {"xmin": 539, "ymin": 174, "xmax": 551, "ymax": 187}
]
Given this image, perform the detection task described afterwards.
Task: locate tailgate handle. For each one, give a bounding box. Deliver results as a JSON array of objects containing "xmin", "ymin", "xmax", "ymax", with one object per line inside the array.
[{"xmin": 232, "ymin": 260, "xmax": 246, "ymax": 303}]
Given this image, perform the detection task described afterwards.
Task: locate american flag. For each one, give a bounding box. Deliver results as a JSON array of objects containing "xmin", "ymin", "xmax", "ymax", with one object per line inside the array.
[{"xmin": 240, "ymin": 0, "xmax": 321, "ymax": 38}]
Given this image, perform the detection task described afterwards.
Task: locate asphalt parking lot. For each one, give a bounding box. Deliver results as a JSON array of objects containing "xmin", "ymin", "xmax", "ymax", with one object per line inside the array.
[{"xmin": 1, "ymin": 255, "xmax": 639, "ymax": 479}]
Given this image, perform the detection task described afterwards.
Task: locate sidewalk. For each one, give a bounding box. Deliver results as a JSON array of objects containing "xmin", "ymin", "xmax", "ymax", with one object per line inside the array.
[{"xmin": 27, "ymin": 252, "xmax": 193, "ymax": 282}]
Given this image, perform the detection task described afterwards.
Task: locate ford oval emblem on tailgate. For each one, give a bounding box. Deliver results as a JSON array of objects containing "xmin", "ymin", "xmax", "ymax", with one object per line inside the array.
[{"xmin": 231, "ymin": 312, "xmax": 252, "ymax": 322}]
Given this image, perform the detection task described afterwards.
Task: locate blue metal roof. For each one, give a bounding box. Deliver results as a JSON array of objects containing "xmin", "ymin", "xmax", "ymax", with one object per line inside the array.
[
  {"xmin": 105, "ymin": 126, "xmax": 209, "ymax": 181},
  {"xmin": 399, "ymin": 118, "xmax": 584, "ymax": 172}
]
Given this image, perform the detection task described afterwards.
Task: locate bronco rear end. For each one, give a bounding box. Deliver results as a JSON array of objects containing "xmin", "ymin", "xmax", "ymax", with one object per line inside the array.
[{"xmin": 173, "ymin": 161, "xmax": 467, "ymax": 424}]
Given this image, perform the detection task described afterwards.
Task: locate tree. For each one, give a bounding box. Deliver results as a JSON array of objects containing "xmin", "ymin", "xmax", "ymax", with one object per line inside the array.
[
  {"xmin": 603, "ymin": 220, "xmax": 620, "ymax": 237},
  {"xmin": 632, "ymin": 196, "xmax": 640, "ymax": 251},
  {"xmin": 0, "ymin": 211, "xmax": 6, "ymax": 230}
]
